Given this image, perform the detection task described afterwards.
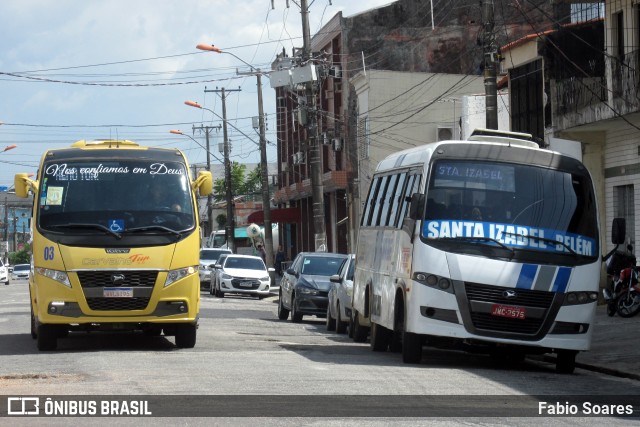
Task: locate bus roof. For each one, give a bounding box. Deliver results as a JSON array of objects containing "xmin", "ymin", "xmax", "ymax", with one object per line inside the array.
[{"xmin": 375, "ymin": 131, "xmax": 544, "ymax": 172}]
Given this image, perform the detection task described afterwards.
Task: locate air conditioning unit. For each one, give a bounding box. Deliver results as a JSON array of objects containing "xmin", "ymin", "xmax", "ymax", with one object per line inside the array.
[
  {"xmin": 292, "ymin": 152, "xmax": 306, "ymax": 165},
  {"xmin": 436, "ymin": 126, "xmax": 454, "ymax": 142},
  {"xmin": 329, "ymin": 65, "xmax": 342, "ymax": 78},
  {"xmin": 332, "ymin": 138, "xmax": 343, "ymax": 152}
]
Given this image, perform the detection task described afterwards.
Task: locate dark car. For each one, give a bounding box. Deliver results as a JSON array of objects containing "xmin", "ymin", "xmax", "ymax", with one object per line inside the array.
[{"xmin": 277, "ymin": 252, "xmax": 348, "ymax": 322}]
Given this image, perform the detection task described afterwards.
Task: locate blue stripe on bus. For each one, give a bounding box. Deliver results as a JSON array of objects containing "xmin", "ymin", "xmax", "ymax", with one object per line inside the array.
[
  {"xmin": 516, "ymin": 264, "xmax": 538, "ymax": 289},
  {"xmin": 551, "ymin": 267, "xmax": 572, "ymax": 293}
]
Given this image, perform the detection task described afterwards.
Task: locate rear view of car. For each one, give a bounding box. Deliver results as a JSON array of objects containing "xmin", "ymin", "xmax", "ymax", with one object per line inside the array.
[
  {"xmin": 213, "ymin": 255, "xmax": 273, "ymax": 299},
  {"xmin": 11, "ymin": 264, "xmax": 30, "ymax": 281}
]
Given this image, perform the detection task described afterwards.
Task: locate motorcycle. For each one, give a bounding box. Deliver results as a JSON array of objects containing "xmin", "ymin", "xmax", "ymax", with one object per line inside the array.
[{"xmin": 603, "ymin": 247, "xmax": 640, "ymax": 317}]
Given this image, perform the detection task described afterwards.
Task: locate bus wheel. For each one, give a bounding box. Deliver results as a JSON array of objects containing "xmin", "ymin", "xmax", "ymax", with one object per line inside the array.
[
  {"xmin": 555, "ymin": 350, "xmax": 577, "ymax": 374},
  {"xmin": 402, "ymin": 330, "xmax": 422, "ymax": 364},
  {"xmin": 174, "ymin": 324, "xmax": 197, "ymax": 348},
  {"xmin": 370, "ymin": 322, "xmax": 391, "ymax": 352},
  {"xmin": 37, "ymin": 324, "xmax": 58, "ymax": 351},
  {"xmin": 352, "ymin": 310, "xmax": 369, "ymax": 343},
  {"xmin": 30, "ymin": 306, "xmax": 37, "ymax": 339},
  {"xmin": 348, "ymin": 315, "xmax": 354, "ymax": 339}
]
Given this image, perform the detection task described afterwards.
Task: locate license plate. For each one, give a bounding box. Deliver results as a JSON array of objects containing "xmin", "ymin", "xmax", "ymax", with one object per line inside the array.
[
  {"xmin": 103, "ymin": 287, "xmax": 133, "ymax": 298},
  {"xmin": 239, "ymin": 281, "xmax": 254, "ymax": 288},
  {"xmin": 491, "ymin": 304, "xmax": 526, "ymax": 319}
]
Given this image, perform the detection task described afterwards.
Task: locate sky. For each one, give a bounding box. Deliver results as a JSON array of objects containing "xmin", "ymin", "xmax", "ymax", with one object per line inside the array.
[{"xmin": 0, "ymin": 0, "xmax": 395, "ymax": 188}]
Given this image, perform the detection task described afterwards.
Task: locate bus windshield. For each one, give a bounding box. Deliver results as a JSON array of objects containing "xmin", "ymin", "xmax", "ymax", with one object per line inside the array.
[
  {"xmin": 422, "ymin": 159, "xmax": 598, "ymax": 261},
  {"xmin": 38, "ymin": 160, "xmax": 195, "ymax": 235}
]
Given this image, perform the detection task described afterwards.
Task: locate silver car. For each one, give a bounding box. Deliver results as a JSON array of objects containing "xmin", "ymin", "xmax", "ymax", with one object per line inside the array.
[
  {"xmin": 326, "ymin": 254, "xmax": 355, "ymax": 333},
  {"xmin": 11, "ymin": 264, "xmax": 31, "ymax": 281},
  {"xmin": 199, "ymin": 248, "xmax": 232, "ymax": 289}
]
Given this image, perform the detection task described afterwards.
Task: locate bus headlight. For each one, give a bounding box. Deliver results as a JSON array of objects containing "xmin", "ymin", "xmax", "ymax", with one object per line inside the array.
[
  {"xmin": 563, "ymin": 291, "xmax": 598, "ymax": 305},
  {"xmin": 413, "ymin": 272, "xmax": 454, "ymax": 294},
  {"xmin": 164, "ymin": 266, "xmax": 198, "ymax": 287},
  {"xmin": 36, "ymin": 267, "xmax": 71, "ymax": 288}
]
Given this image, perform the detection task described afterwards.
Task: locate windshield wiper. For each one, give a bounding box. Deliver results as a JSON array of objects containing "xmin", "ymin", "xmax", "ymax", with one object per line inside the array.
[
  {"xmin": 125, "ymin": 225, "xmax": 182, "ymax": 237},
  {"xmin": 437, "ymin": 236, "xmax": 515, "ymax": 257},
  {"xmin": 499, "ymin": 231, "xmax": 580, "ymax": 257},
  {"xmin": 48, "ymin": 223, "xmax": 122, "ymax": 240}
]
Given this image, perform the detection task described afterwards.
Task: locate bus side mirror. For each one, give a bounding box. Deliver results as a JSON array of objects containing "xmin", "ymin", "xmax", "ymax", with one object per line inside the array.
[
  {"xmin": 14, "ymin": 173, "xmax": 38, "ymax": 198},
  {"xmin": 194, "ymin": 171, "xmax": 213, "ymax": 196},
  {"xmin": 408, "ymin": 193, "xmax": 425, "ymax": 220},
  {"xmin": 612, "ymin": 217, "xmax": 626, "ymax": 245}
]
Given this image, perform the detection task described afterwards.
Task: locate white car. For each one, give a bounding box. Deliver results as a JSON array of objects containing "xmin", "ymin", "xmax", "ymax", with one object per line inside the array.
[
  {"xmin": 211, "ymin": 254, "xmax": 274, "ymax": 299},
  {"xmin": 0, "ymin": 259, "xmax": 8, "ymax": 285},
  {"xmin": 199, "ymin": 248, "xmax": 232, "ymax": 289},
  {"xmin": 11, "ymin": 263, "xmax": 31, "ymax": 281},
  {"xmin": 326, "ymin": 254, "xmax": 355, "ymax": 334}
]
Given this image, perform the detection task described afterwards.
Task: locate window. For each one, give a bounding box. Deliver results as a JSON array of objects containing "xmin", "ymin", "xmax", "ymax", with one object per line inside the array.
[
  {"xmin": 361, "ymin": 177, "xmax": 381, "ymax": 226},
  {"xmin": 398, "ymin": 173, "xmax": 421, "ymax": 224},
  {"xmin": 371, "ymin": 175, "xmax": 390, "ymax": 226},
  {"xmin": 615, "ymin": 184, "xmax": 635, "ymax": 245},
  {"xmin": 388, "ymin": 172, "xmax": 408, "ymax": 227}
]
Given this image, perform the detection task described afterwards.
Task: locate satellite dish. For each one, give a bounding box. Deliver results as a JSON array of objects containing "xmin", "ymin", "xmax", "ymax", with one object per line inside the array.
[{"xmin": 247, "ymin": 223, "xmax": 262, "ymax": 238}]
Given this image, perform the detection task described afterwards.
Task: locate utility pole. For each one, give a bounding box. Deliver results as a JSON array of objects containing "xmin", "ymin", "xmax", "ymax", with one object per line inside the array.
[
  {"xmin": 192, "ymin": 123, "xmax": 221, "ymax": 237},
  {"xmin": 483, "ymin": 0, "xmax": 498, "ymax": 129},
  {"xmin": 300, "ymin": 0, "xmax": 327, "ymax": 251},
  {"xmin": 237, "ymin": 69, "xmax": 274, "ymax": 267},
  {"xmin": 205, "ymin": 87, "xmax": 241, "ymax": 253}
]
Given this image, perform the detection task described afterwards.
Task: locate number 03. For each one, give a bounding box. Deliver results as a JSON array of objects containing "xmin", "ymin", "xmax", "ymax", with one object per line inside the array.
[{"xmin": 44, "ymin": 246, "xmax": 55, "ymax": 261}]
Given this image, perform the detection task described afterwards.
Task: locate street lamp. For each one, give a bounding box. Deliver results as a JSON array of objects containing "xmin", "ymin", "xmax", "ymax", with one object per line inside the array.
[
  {"xmin": 196, "ymin": 43, "xmax": 274, "ymax": 267},
  {"xmin": 184, "ymin": 100, "xmax": 236, "ymax": 253}
]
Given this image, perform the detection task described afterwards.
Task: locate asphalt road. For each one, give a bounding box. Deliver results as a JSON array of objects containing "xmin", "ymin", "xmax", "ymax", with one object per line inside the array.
[{"xmin": 0, "ymin": 279, "xmax": 638, "ymax": 425}]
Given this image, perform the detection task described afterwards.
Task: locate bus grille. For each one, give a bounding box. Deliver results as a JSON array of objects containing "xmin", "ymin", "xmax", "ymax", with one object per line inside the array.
[
  {"xmin": 86, "ymin": 297, "xmax": 150, "ymax": 311},
  {"xmin": 469, "ymin": 313, "xmax": 544, "ymax": 334},
  {"xmin": 465, "ymin": 282, "xmax": 554, "ymax": 308},
  {"xmin": 464, "ymin": 282, "xmax": 555, "ymax": 336},
  {"xmin": 77, "ymin": 271, "xmax": 158, "ymax": 288}
]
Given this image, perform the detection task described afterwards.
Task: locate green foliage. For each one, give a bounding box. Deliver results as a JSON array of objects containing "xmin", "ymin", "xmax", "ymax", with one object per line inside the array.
[
  {"xmin": 213, "ymin": 162, "xmax": 263, "ymax": 201},
  {"xmin": 216, "ymin": 213, "xmax": 227, "ymax": 228},
  {"xmin": 9, "ymin": 247, "xmax": 31, "ymax": 265}
]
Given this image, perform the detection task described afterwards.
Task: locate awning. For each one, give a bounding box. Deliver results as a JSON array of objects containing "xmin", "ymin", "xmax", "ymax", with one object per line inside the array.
[{"xmin": 248, "ymin": 207, "xmax": 301, "ymax": 224}]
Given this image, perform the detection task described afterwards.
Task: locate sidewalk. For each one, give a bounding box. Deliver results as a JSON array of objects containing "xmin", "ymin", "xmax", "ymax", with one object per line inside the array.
[{"xmin": 548, "ymin": 304, "xmax": 640, "ymax": 379}]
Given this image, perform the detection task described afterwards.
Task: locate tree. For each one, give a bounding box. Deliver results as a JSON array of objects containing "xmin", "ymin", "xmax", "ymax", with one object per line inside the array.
[
  {"xmin": 216, "ymin": 213, "xmax": 227, "ymax": 229},
  {"xmin": 212, "ymin": 162, "xmax": 262, "ymax": 202}
]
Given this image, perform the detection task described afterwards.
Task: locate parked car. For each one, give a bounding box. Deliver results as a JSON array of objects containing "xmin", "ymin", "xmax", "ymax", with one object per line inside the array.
[
  {"xmin": 11, "ymin": 263, "xmax": 30, "ymax": 281},
  {"xmin": 210, "ymin": 254, "xmax": 274, "ymax": 299},
  {"xmin": 278, "ymin": 252, "xmax": 349, "ymax": 323},
  {"xmin": 0, "ymin": 259, "xmax": 8, "ymax": 285},
  {"xmin": 326, "ymin": 254, "xmax": 355, "ymax": 334},
  {"xmin": 199, "ymin": 248, "xmax": 232, "ymax": 289},
  {"xmin": 209, "ymin": 253, "xmax": 231, "ymax": 295}
]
